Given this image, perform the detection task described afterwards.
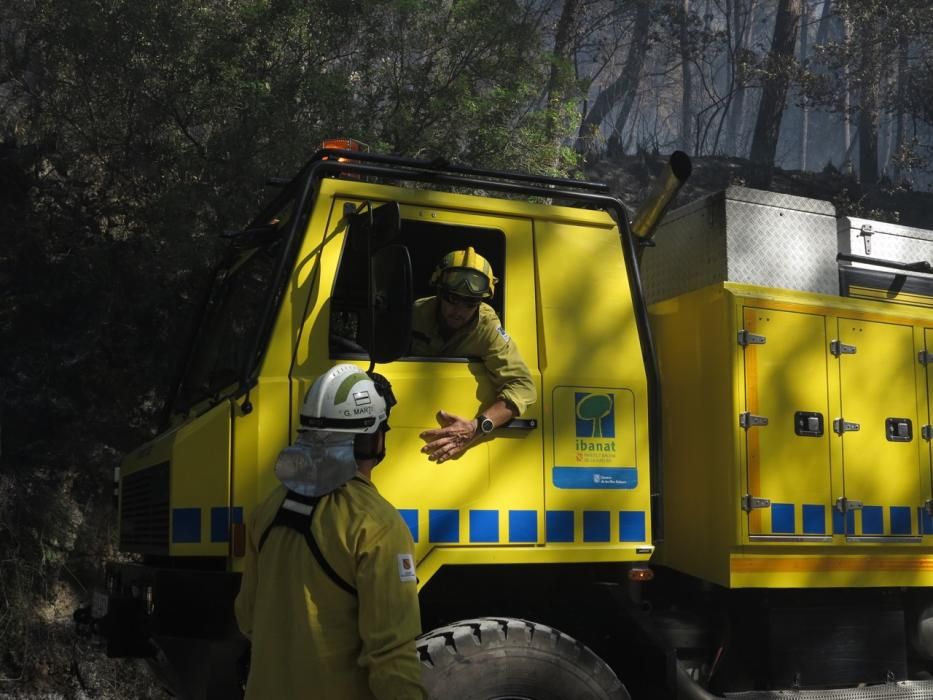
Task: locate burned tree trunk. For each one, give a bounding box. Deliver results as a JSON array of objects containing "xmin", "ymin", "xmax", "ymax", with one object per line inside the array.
[{"xmin": 748, "ymin": 0, "xmax": 802, "ymax": 187}]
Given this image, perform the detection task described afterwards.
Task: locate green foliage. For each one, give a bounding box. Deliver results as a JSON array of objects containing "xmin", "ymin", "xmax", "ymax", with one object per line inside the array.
[{"xmin": 0, "ymin": 0, "xmax": 582, "ymax": 692}]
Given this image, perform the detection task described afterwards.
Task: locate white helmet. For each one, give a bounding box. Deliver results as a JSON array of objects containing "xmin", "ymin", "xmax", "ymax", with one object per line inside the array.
[{"xmin": 299, "ymin": 364, "xmax": 389, "ymax": 434}]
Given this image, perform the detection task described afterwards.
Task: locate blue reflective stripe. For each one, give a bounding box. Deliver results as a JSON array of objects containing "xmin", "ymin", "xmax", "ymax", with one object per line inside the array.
[
  {"xmin": 469, "ymin": 510, "xmax": 499, "ymax": 543},
  {"xmin": 211, "ymin": 507, "xmax": 225, "ymax": 543},
  {"xmin": 552, "ymin": 467, "xmax": 637, "ymax": 489},
  {"xmin": 401, "ymin": 509, "xmax": 647, "ymax": 545},
  {"xmin": 583, "ymin": 511, "xmax": 611, "ymax": 542},
  {"xmin": 802, "ymin": 504, "xmax": 825, "ymax": 535},
  {"xmin": 862, "ymin": 506, "xmax": 884, "ymax": 535},
  {"xmin": 172, "ymin": 508, "xmax": 201, "ymax": 543},
  {"xmin": 210, "ymin": 506, "xmax": 243, "ymax": 543},
  {"xmin": 771, "ymin": 503, "xmax": 795, "ymax": 534},
  {"xmin": 546, "ymin": 511, "xmax": 574, "ymax": 542},
  {"xmin": 832, "ymin": 509, "xmax": 855, "ymax": 535},
  {"xmin": 429, "ymin": 510, "xmax": 459, "ymax": 543},
  {"xmin": 920, "ymin": 507, "xmax": 933, "ymax": 536},
  {"xmin": 509, "ymin": 511, "xmax": 537, "ymax": 542},
  {"xmin": 619, "ymin": 511, "xmax": 645, "ymax": 542},
  {"xmin": 399, "ymin": 509, "xmax": 419, "ymax": 542},
  {"xmin": 890, "ymin": 506, "xmax": 912, "ymax": 535}
]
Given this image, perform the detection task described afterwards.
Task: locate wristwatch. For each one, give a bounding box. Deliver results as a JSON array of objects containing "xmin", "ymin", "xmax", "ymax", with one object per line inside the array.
[{"xmin": 476, "ymin": 414, "xmax": 495, "ymax": 435}]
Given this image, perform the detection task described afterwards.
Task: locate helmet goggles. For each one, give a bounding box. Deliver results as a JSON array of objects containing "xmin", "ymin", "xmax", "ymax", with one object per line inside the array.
[{"xmin": 439, "ymin": 267, "xmax": 491, "ymax": 299}]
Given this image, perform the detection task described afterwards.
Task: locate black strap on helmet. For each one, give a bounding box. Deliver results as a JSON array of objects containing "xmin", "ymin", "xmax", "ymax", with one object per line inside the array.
[
  {"xmin": 299, "ymin": 414, "xmax": 377, "ymax": 430},
  {"xmin": 353, "ymin": 432, "xmax": 384, "ymax": 462},
  {"xmin": 367, "ymin": 371, "xmax": 396, "ymax": 433}
]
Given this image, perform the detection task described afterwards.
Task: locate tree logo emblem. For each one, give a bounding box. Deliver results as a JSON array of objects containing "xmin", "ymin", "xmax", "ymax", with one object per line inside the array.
[{"xmin": 575, "ymin": 393, "xmax": 615, "ymax": 438}]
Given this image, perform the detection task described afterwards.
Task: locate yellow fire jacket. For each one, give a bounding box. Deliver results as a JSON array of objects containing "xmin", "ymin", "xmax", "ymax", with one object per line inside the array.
[
  {"xmin": 409, "ymin": 296, "xmax": 537, "ymax": 415},
  {"xmin": 234, "ymin": 477, "xmax": 425, "ymax": 700}
]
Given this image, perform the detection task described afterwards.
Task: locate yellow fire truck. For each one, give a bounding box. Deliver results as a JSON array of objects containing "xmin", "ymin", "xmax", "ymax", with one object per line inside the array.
[{"xmin": 85, "ymin": 142, "xmax": 933, "ymax": 699}]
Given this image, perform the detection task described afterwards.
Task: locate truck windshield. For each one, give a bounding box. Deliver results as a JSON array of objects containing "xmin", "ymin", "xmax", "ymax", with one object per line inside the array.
[{"xmin": 172, "ymin": 190, "xmax": 298, "ymax": 414}]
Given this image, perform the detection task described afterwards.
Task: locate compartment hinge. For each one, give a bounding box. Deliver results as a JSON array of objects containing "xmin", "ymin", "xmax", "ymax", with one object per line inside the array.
[
  {"xmin": 742, "ymin": 495, "xmax": 771, "ymax": 513},
  {"xmin": 919, "ymin": 351, "xmax": 933, "ymax": 366},
  {"xmin": 830, "ymin": 340, "xmax": 857, "ymax": 357},
  {"xmin": 737, "ymin": 330, "xmax": 766, "ymax": 347},
  {"xmin": 859, "ymin": 224, "xmax": 873, "ymax": 255},
  {"xmin": 833, "ymin": 418, "xmax": 860, "ymax": 434},
  {"xmin": 835, "ymin": 497, "xmax": 864, "ymax": 513},
  {"xmin": 739, "ymin": 412, "xmax": 769, "ymax": 429}
]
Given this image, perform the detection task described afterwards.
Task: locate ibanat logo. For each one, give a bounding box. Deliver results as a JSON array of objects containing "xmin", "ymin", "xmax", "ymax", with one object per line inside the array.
[{"xmin": 575, "ymin": 392, "xmax": 616, "ymax": 452}]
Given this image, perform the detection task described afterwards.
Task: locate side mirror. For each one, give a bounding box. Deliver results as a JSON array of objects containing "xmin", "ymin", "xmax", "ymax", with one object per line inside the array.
[
  {"xmin": 348, "ymin": 201, "xmax": 401, "ymax": 249},
  {"xmin": 371, "ymin": 201, "xmax": 401, "ymax": 246},
  {"xmin": 370, "ymin": 244, "xmax": 412, "ymax": 364}
]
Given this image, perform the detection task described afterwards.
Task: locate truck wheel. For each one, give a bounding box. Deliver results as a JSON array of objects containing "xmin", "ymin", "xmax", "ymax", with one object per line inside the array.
[{"xmin": 417, "ymin": 617, "xmax": 629, "ymax": 700}]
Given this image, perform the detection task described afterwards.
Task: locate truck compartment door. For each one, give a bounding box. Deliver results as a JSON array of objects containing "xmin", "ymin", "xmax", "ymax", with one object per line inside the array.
[
  {"xmin": 837, "ymin": 319, "xmax": 922, "ymax": 539},
  {"xmin": 361, "ymin": 211, "xmax": 543, "ymax": 563},
  {"xmin": 921, "ymin": 329, "xmax": 933, "ymax": 534},
  {"xmin": 742, "ymin": 307, "xmax": 833, "ymax": 538}
]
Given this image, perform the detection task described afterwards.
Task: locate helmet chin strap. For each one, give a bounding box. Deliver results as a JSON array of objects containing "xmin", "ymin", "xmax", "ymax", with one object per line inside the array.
[{"xmin": 353, "ymin": 433, "xmax": 385, "ymax": 464}]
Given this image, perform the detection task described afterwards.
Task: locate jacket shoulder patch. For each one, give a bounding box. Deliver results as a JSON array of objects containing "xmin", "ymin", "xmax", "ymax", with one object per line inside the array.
[
  {"xmin": 496, "ymin": 326, "xmax": 511, "ymax": 343},
  {"xmin": 397, "ymin": 553, "xmax": 417, "ymax": 582}
]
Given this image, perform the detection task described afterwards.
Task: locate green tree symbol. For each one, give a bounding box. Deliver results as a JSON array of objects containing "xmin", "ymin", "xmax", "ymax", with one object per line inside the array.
[{"xmin": 576, "ymin": 394, "xmax": 613, "ymax": 438}]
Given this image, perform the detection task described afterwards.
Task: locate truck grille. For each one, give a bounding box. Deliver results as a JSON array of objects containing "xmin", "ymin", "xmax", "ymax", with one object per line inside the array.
[{"xmin": 120, "ymin": 461, "xmax": 169, "ymax": 555}]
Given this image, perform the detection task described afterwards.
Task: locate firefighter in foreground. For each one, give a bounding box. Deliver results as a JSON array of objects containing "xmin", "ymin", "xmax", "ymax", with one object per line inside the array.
[
  {"xmin": 234, "ymin": 364, "xmax": 426, "ymax": 699},
  {"xmin": 413, "ymin": 247, "xmax": 536, "ymax": 463}
]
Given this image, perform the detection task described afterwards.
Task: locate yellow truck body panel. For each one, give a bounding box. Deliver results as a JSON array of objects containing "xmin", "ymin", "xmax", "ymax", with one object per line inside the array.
[{"xmin": 653, "ymin": 282, "xmax": 933, "ymax": 588}]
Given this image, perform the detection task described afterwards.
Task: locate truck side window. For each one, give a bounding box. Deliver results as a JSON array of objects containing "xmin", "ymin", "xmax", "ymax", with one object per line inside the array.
[
  {"xmin": 176, "ymin": 198, "xmax": 297, "ymax": 410},
  {"xmin": 329, "ymin": 219, "xmax": 505, "ymax": 359}
]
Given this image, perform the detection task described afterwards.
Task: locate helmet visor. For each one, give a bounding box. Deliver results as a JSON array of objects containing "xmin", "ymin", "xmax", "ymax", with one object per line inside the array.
[{"xmin": 440, "ymin": 268, "xmax": 491, "ymax": 298}]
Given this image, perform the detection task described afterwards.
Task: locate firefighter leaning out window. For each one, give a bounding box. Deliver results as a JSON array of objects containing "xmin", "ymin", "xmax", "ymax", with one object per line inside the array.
[
  {"xmin": 413, "ymin": 247, "xmax": 537, "ymax": 463},
  {"xmin": 234, "ymin": 365, "xmax": 426, "ymax": 700}
]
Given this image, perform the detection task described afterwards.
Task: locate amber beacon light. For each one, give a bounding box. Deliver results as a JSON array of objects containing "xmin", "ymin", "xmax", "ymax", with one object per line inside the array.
[{"xmin": 320, "ymin": 137, "xmax": 368, "ymax": 160}]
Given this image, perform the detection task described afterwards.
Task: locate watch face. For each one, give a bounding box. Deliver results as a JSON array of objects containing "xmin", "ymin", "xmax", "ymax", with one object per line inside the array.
[{"xmin": 480, "ymin": 417, "xmax": 494, "ymax": 434}]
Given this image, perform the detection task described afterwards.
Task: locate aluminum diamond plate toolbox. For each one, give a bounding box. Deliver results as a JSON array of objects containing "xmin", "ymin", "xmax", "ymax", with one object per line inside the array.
[
  {"xmin": 836, "ymin": 216, "xmax": 933, "ymax": 307},
  {"xmin": 641, "ymin": 186, "xmax": 838, "ymax": 304},
  {"xmin": 839, "ymin": 216, "xmax": 933, "ymax": 266}
]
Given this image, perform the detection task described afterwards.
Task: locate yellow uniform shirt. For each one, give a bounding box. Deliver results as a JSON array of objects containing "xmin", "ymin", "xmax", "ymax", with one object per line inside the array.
[
  {"xmin": 234, "ymin": 477, "xmax": 425, "ymax": 700},
  {"xmin": 409, "ymin": 296, "xmax": 537, "ymax": 415}
]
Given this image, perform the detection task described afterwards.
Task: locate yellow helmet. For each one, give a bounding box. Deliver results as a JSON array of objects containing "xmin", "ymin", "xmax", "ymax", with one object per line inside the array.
[{"xmin": 429, "ymin": 246, "xmax": 498, "ymax": 300}]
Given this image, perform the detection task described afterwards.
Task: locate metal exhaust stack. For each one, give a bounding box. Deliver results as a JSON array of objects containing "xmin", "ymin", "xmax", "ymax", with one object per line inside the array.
[{"xmin": 629, "ymin": 151, "xmax": 692, "ymax": 262}]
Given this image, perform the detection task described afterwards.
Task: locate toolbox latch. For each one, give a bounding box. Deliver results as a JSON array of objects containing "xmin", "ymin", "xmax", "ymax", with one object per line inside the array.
[
  {"xmin": 833, "ymin": 418, "xmax": 860, "ymax": 434},
  {"xmin": 737, "ymin": 330, "xmax": 766, "ymax": 347},
  {"xmin": 739, "ymin": 412, "xmax": 769, "ymax": 429},
  {"xmin": 794, "ymin": 411, "xmax": 824, "ymax": 437},
  {"xmin": 835, "ymin": 497, "xmax": 864, "ymax": 513},
  {"xmin": 924, "ymin": 499, "xmax": 933, "ymax": 517},
  {"xmin": 830, "ymin": 340, "xmax": 857, "ymax": 357},
  {"xmin": 922, "ymin": 425, "xmax": 933, "ymax": 441},
  {"xmin": 885, "ymin": 418, "xmax": 913, "ymax": 442},
  {"xmin": 919, "ymin": 351, "xmax": 933, "ymax": 366},
  {"xmin": 742, "ymin": 495, "xmax": 771, "ymax": 513}
]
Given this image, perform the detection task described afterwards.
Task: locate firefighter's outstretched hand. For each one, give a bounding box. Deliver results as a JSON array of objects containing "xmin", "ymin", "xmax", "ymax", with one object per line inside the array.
[{"xmin": 420, "ymin": 411, "xmax": 477, "ymax": 464}]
